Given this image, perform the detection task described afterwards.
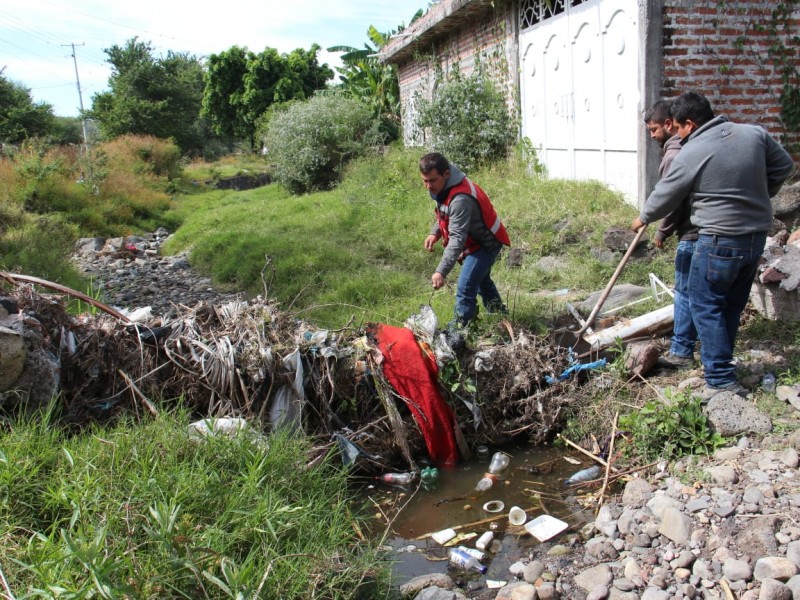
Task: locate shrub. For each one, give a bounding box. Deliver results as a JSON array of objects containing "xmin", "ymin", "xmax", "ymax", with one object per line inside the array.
[
  {"xmin": 101, "ymin": 135, "xmax": 182, "ymax": 180},
  {"xmin": 414, "ymin": 65, "xmax": 517, "ymax": 172},
  {"xmin": 264, "ymin": 94, "xmax": 385, "ymax": 194}
]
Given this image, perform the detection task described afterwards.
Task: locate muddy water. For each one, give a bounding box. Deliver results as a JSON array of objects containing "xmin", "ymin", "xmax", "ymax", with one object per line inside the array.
[{"xmin": 362, "ymin": 443, "xmax": 600, "ymax": 587}]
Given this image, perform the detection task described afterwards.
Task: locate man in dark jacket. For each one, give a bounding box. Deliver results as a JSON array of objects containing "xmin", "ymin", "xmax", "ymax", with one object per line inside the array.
[
  {"xmin": 419, "ymin": 152, "xmax": 511, "ymax": 328},
  {"xmin": 632, "ymin": 92, "xmax": 794, "ymax": 400},
  {"xmin": 644, "ymin": 100, "xmax": 700, "ymax": 369}
]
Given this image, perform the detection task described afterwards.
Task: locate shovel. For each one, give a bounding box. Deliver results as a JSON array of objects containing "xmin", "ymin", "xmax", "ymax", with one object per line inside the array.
[
  {"xmin": 574, "ymin": 225, "xmax": 648, "ymax": 339},
  {"xmin": 564, "ymin": 225, "xmax": 648, "ymax": 348}
]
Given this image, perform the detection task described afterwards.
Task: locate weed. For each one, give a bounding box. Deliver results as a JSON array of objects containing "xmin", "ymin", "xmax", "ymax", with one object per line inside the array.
[{"xmin": 618, "ymin": 390, "xmax": 725, "ymax": 462}]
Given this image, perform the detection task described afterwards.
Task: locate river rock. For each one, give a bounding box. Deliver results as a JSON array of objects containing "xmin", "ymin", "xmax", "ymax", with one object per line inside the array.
[
  {"xmin": 754, "ymin": 557, "xmax": 798, "ymax": 581},
  {"xmin": 401, "ymin": 573, "xmax": 455, "ymax": 597}
]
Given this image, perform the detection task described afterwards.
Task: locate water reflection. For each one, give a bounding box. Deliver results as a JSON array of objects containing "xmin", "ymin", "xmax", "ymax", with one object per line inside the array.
[{"xmin": 364, "ymin": 443, "xmax": 599, "ymax": 586}]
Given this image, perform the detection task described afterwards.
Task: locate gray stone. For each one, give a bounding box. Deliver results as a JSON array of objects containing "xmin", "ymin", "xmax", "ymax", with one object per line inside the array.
[
  {"xmin": 704, "ymin": 466, "xmax": 739, "ymax": 485},
  {"xmin": 754, "ymin": 557, "xmax": 799, "ymax": 582},
  {"xmin": 536, "ymin": 582, "xmax": 557, "ymax": 599},
  {"xmin": 781, "ymin": 448, "xmax": 800, "ymax": 468},
  {"xmin": 622, "ymin": 478, "xmax": 655, "ymax": 508},
  {"xmin": 586, "ymin": 584, "xmax": 609, "ymax": 600},
  {"xmin": 510, "ymin": 583, "xmax": 537, "ymax": 600},
  {"xmin": 658, "ymin": 506, "xmax": 692, "ymax": 544},
  {"xmin": 646, "ymin": 495, "xmax": 681, "ymax": 519},
  {"xmin": 523, "ymin": 561, "xmax": 545, "ymax": 584},
  {"xmin": 757, "ymin": 578, "xmax": 792, "ymax": 600},
  {"xmin": 412, "ymin": 585, "xmax": 468, "ymax": 600},
  {"xmin": 787, "ymin": 541, "xmax": 800, "ymax": 568},
  {"xmin": 723, "ymin": 558, "xmax": 753, "ymax": 582},
  {"xmin": 640, "ymin": 587, "xmax": 669, "ymax": 600},
  {"xmin": 705, "ymin": 393, "xmax": 773, "ymax": 436},
  {"xmin": 400, "ymin": 573, "xmax": 454, "ymax": 596},
  {"xmin": 574, "ymin": 564, "xmax": 613, "ymax": 591}
]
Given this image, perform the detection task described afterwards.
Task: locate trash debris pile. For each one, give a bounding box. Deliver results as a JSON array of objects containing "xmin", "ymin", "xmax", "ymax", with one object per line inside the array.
[{"xmin": 0, "ymin": 280, "xmax": 578, "ymax": 473}]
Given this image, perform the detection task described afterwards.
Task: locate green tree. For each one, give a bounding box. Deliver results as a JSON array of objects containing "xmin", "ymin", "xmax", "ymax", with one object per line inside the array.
[
  {"xmin": 202, "ymin": 44, "xmax": 333, "ymax": 149},
  {"xmin": 414, "ymin": 65, "xmax": 517, "ymax": 172},
  {"xmin": 328, "ymin": 12, "xmax": 422, "ymax": 140},
  {"xmin": 91, "ymin": 38, "xmax": 208, "ymax": 154},
  {"xmin": 202, "ymin": 45, "xmax": 251, "ymax": 144},
  {"xmin": 0, "ymin": 71, "xmax": 55, "ymax": 144}
]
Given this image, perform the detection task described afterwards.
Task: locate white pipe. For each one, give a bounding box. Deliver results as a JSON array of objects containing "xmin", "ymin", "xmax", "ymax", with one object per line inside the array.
[{"xmin": 582, "ymin": 304, "xmax": 674, "ymax": 350}]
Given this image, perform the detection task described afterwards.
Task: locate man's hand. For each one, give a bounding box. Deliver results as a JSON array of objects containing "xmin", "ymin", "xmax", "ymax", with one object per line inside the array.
[
  {"xmin": 631, "ymin": 216, "xmax": 646, "ymax": 232},
  {"xmin": 424, "ymin": 234, "xmax": 438, "ymax": 252},
  {"xmin": 653, "ymin": 236, "xmax": 665, "ymax": 250},
  {"xmin": 431, "ymin": 272, "xmax": 446, "ymax": 289}
]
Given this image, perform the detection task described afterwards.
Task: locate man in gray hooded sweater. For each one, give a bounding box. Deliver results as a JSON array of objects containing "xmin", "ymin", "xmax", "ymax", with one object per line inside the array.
[
  {"xmin": 419, "ymin": 152, "xmax": 511, "ymax": 329},
  {"xmin": 632, "ymin": 92, "xmax": 794, "ymax": 400}
]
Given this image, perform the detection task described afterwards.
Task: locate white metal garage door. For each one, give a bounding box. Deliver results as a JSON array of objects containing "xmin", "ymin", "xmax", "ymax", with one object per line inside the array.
[{"xmin": 519, "ymin": 0, "xmax": 639, "ymax": 204}]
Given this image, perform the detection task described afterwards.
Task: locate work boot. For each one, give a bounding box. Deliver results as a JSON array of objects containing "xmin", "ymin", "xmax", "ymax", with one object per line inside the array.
[
  {"xmin": 655, "ymin": 351, "xmax": 694, "ymax": 369},
  {"xmin": 698, "ymin": 381, "xmax": 748, "ymax": 403}
]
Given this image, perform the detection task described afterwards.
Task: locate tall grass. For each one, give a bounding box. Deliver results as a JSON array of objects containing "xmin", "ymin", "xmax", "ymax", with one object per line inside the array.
[
  {"xmin": 0, "ymin": 406, "xmax": 384, "ymax": 598},
  {"xmin": 164, "ymin": 146, "xmax": 672, "ymax": 329},
  {"xmin": 0, "ymin": 136, "xmax": 183, "ymax": 283}
]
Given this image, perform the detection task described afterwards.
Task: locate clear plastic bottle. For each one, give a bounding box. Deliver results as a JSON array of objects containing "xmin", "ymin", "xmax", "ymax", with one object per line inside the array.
[
  {"xmin": 377, "ymin": 472, "xmax": 415, "ymax": 485},
  {"xmin": 475, "ymin": 531, "xmax": 494, "ymax": 551},
  {"xmin": 449, "ymin": 548, "xmax": 487, "ymax": 573},
  {"xmin": 762, "ymin": 372, "xmax": 777, "ymax": 393},
  {"xmin": 457, "ymin": 545, "xmax": 486, "ymax": 561},
  {"xmin": 474, "ymin": 473, "xmax": 497, "ymax": 492},
  {"xmin": 488, "ymin": 452, "xmax": 510, "ymax": 475}
]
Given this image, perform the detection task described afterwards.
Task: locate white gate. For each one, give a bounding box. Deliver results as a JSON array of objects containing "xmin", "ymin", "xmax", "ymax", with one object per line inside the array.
[{"xmin": 519, "ymin": 0, "xmax": 639, "ymax": 204}]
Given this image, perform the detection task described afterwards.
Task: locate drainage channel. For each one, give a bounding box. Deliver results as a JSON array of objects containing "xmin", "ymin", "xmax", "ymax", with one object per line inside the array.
[{"xmin": 361, "ymin": 443, "xmax": 600, "ymax": 588}]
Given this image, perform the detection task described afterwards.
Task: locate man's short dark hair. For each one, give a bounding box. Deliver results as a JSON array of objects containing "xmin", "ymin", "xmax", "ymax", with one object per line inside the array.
[
  {"xmin": 669, "ymin": 92, "xmax": 715, "ymax": 127},
  {"xmin": 419, "ymin": 152, "xmax": 450, "ymax": 174},
  {"xmin": 644, "ymin": 100, "xmax": 672, "ymax": 124}
]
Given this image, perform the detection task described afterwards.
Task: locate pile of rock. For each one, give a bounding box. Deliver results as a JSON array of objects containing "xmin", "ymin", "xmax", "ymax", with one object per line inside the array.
[
  {"xmin": 403, "ymin": 391, "xmax": 800, "ymax": 599},
  {"xmin": 72, "ymin": 227, "xmax": 242, "ymax": 317}
]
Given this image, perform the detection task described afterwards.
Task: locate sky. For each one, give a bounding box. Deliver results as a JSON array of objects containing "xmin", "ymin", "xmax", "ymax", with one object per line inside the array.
[{"xmin": 1, "ymin": 0, "xmax": 425, "ymax": 117}]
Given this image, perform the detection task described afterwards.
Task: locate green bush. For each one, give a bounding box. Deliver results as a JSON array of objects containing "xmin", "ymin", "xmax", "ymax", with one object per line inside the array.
[
  {"xmin": 414, "ymin": 65, "xmax": 517, "ymax": 172},
  {"xmin": 618, "ymin": 392, "xmax": 725, "ymax": 461},
  {"xmin": 263, "ymin": 94, "xmax": 385, "ymax": 194}
]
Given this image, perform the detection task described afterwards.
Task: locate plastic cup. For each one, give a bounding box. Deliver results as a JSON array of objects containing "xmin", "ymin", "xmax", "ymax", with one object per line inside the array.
[{"xmin": 508, "ymin": 506, "xmax": 527, "ymax": 526}]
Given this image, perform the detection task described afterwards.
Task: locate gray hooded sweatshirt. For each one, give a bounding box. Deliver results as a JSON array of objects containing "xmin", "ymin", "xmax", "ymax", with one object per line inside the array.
[
  {"xmin": 640, "ymin": 116, "xmax": 794, "ymax": 236},
  {"xmin": 429, "ymin": 164, "xmax": 502, "ymax": 277}
]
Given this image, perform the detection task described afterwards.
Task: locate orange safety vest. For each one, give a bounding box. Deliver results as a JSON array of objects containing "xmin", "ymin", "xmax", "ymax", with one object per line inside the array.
[{"xmin": 435, "ymin": 177, "xmax": 511, "ymax": 260}]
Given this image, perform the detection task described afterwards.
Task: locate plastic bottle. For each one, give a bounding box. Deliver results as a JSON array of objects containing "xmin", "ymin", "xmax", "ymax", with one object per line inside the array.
[
  {"xmin": 420, "ymin": 467, "xmax": 439, "ymax": 487},
  {"xmin": 474, "ymin": 473, "xmax": 497, "ymax": 492},
  {"xmin": 377, "ymin": 472, "xmax": 415, "ymax": 485},
  {"xmin": 488, "ymin": 452, "xmax": 510, "ymax": 475},
  {"xmin": 448, "ymin": 548, "xmax": 487, "ymax": 573},
  {"xmin": 457, "ymin": 545, "xmax": 486, "ymax": 561},
  {"xmin": 475, "ymin": 531, "xmax": 494, "ymax": 551},
  {"xmin": 762, "ymin": 372, "xmax": 777, "ymax": 393}
]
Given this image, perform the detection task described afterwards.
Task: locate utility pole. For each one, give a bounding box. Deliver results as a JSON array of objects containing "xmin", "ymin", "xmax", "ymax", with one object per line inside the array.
[
  {"xmin": 62, "ymin": 43, "xmax": 88, "ymax": 146},
  {"xmin": 62, "ymin": 43, "xmax": 92, "ymax": 182}
]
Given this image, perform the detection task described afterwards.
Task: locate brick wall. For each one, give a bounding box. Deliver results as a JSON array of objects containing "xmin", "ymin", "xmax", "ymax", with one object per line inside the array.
[
  {"xmin": 661, "ymin": 0, "xmax": 800, "ymax": 160},
  {"xmin": 396, "ymin": 5, "xmax": 517, "ymax": 145}
]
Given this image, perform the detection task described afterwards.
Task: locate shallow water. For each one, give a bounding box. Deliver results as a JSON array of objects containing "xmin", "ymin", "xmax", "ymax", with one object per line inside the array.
[{"xmin": 361, "ymin": 442, "xmax": 601, "ymax": 586}]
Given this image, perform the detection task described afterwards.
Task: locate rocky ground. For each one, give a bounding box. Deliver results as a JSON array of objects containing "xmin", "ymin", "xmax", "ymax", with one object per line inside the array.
[{"xmin": 70, "ymin": 229, "xmax": 800, "ymax": 600}]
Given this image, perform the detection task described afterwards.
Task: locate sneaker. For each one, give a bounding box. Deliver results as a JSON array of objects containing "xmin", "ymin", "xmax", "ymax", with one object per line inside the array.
[
  {"xmin": 698, "ymin": 382, "xmax": 748, "ymax": 402},
  {"xmin": 655, "ymin": 352, "xmax": 694, "ymax": 369}
]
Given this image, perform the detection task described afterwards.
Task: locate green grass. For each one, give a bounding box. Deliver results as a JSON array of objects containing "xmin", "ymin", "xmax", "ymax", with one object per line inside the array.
[
  {"xmin": 163, "ymin": 146, "xmax": 672, "ymax": 330},
  {"xmin": 0, "ymin": 405, "xmax": 384, "ymax": 598}
]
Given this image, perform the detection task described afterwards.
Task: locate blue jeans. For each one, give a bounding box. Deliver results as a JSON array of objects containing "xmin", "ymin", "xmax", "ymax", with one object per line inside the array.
[
  {"xmin": 455, "ymin": 245, "xmax": 504, "ymax": 325},
  {"xmin": 670, "ymin": 240, "xmax": 698, "ymax": 358},
  {"xmin": 689, "ymin": 232, "xmax": 766, "ymax": 388}
]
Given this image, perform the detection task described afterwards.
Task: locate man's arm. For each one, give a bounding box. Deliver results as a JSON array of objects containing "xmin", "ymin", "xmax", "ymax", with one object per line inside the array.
[
  {"xmin": 765, "ymin": 135, "xmax": 795, "ymax": 197},
  {"xmin": 435, "ymin": 195, "xmax": 472, "ymax": 277}
]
